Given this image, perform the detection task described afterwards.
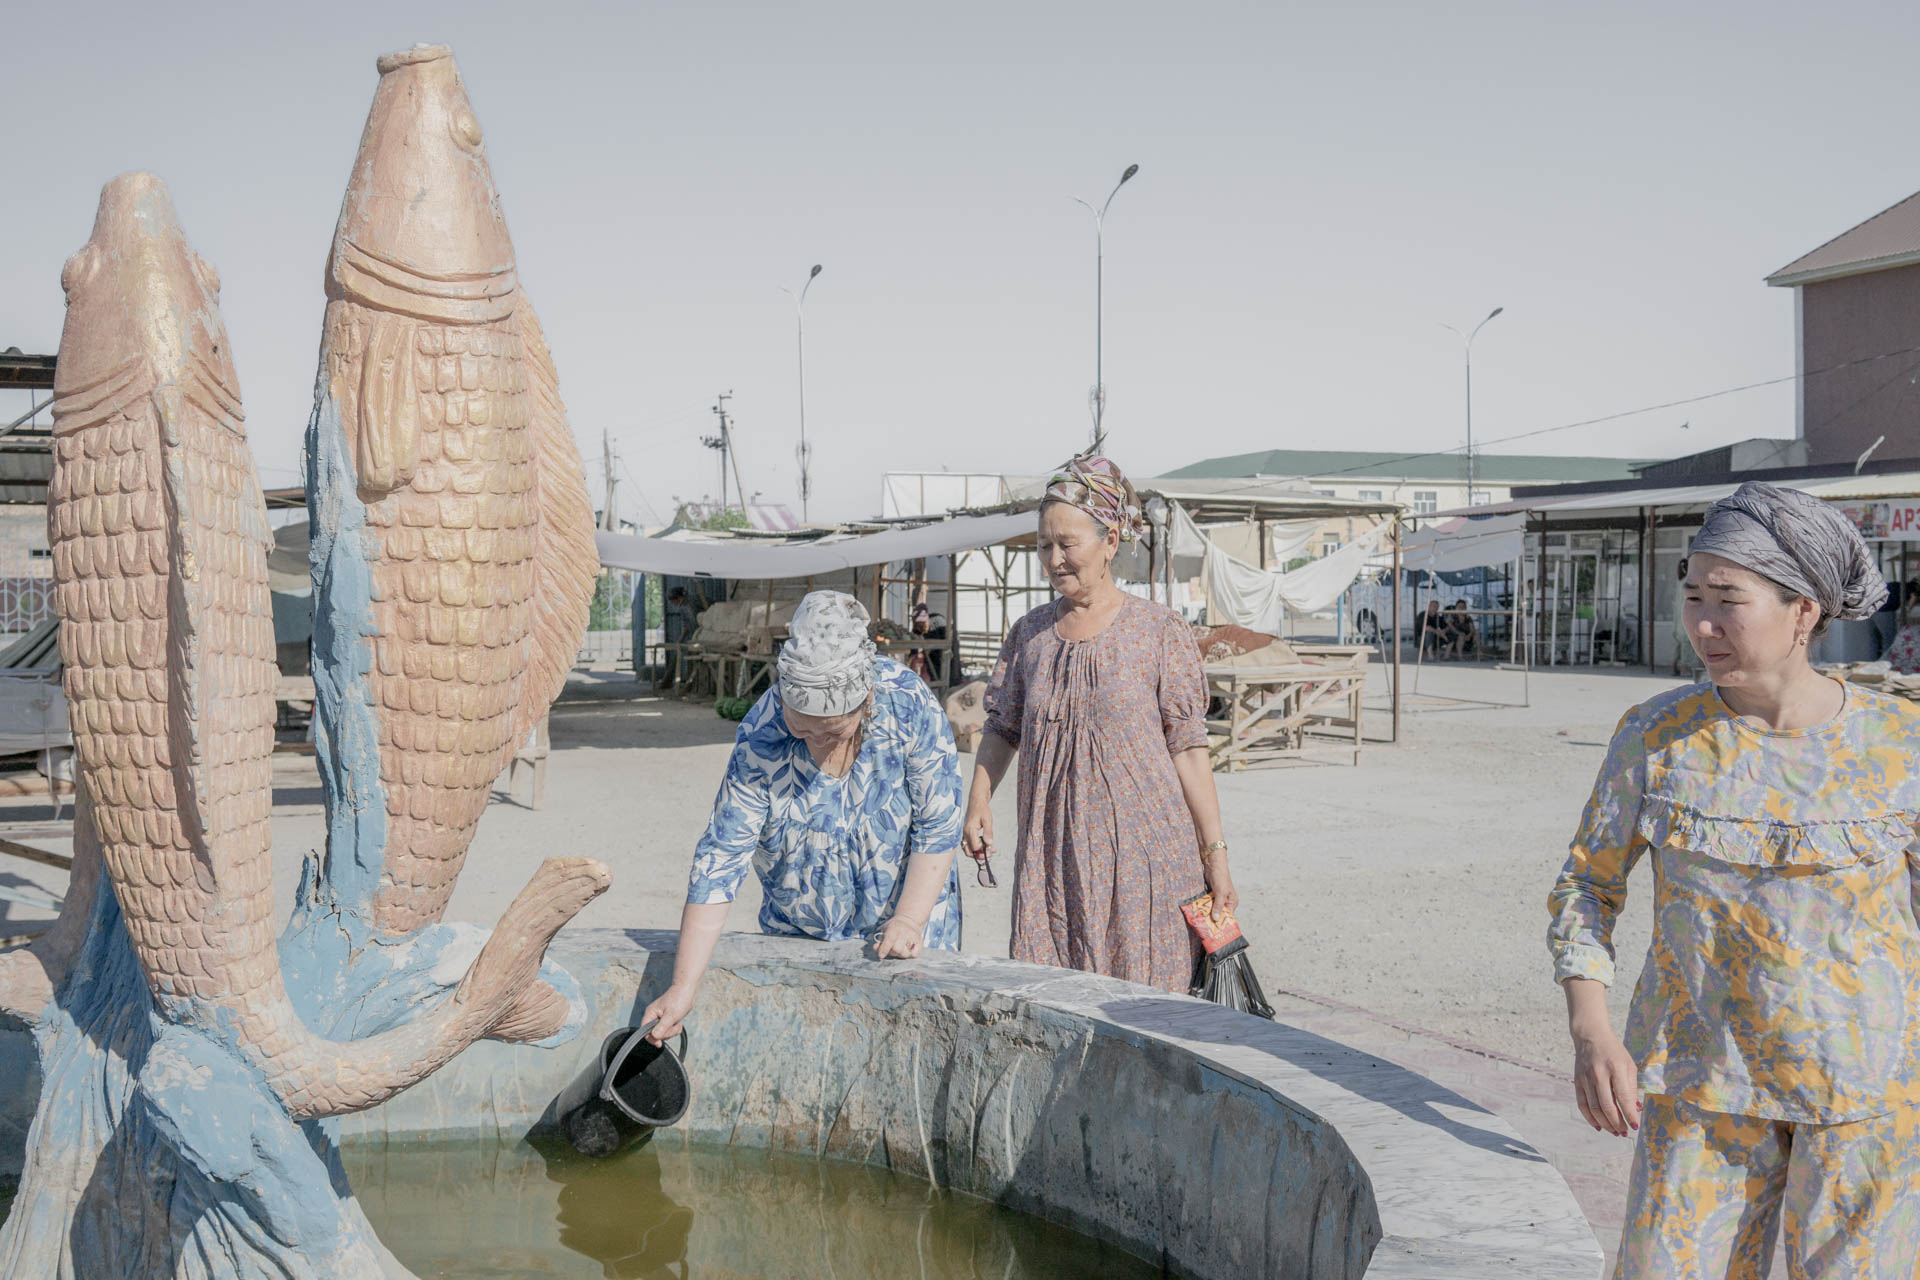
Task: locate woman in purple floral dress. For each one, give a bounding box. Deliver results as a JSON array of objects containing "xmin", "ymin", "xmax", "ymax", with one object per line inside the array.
[{"xmin": 963, "ymin": 455, "xmax": 1237, "ymax": 993}]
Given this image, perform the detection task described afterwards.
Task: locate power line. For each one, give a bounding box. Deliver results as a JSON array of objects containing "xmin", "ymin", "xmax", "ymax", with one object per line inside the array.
[
  {"xmin": 616, "ymin": 457, "xmax": 667, "ymax": 527},
  {"xmin": 1200, "ymin": 342, "xmax": 1920, "ymax": 497},
  {"xmin": 606, "ymin": 399, "xmax": 719, "ymax": 435}
]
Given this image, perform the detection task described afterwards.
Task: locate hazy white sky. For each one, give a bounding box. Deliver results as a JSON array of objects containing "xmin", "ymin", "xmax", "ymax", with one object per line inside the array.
[{"xmin": 6, "ymin": 1, "xmax": 1917, "ymax": 522}]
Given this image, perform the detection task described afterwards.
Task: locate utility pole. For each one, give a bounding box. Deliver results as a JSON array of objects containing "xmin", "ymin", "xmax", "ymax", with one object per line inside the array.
[
  {"xmin": 600, "ymin": 428, "xmax": 618, "ymax": 532},
  {"xmin": 783, "ymin": 264, "xmax": 823, "ymax": 523},
  {"xmin": 700, "ymin": 397, "xmax": 728, "ymax": 513},
  {"xmin": 701, "ymin": 392, "xmax": 746, "ymax": 516}
]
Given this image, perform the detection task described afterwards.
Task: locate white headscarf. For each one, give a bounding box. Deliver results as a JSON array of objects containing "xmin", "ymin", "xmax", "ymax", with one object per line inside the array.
[{"xmin": 778, "ymin": 591, "xmax": 876, "ymax": 717}]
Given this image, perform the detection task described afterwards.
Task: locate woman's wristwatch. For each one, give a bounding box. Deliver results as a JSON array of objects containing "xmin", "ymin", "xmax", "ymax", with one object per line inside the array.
[{"xmin": 1202, "ymin": 839, "xmax": 1228, "ymax": 858}]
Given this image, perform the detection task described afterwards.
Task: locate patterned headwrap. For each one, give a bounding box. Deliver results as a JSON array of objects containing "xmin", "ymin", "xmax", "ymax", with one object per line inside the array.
[
  {"xmin": 1689, "ymin": 482, "xmax": 1887, "ymax": 622},
  {"xmin": 1043, "ymin": 453, "xmax": 1146, "ymax": 542},
  {"xmin": 777, "ymin": 591, "xmax": 876, "ymax": 717}
]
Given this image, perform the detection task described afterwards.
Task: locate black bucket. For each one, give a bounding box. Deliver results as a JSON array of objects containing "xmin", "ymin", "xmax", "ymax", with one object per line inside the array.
[{"xmin": 554, "ymin": 1024, "xmax": 691, "ymax": 1158}]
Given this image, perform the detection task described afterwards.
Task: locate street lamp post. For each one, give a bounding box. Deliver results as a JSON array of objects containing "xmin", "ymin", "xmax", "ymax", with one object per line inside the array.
[
  {"xmin": 1441, "ymin": 306, "xmax": 1503, "ymax": 505},
  {"xmin": 782, "ymin": 263, "xmax": 823, "ymax": 522},
  {"xmin": 1075, "ymin": 163, "xmax": 1139, "ymax": 453}
]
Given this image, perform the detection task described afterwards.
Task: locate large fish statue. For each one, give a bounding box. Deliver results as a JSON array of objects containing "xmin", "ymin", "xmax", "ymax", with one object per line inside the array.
[
  {"xmin": 36, "ymin": 171, "xmax": 607, "ymax": 1117},
  {"xmin": 310, "ymin": 43, "xmax": 600, "ymax": 939}
]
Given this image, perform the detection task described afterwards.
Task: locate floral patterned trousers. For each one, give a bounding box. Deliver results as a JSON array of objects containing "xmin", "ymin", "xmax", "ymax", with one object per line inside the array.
[{"xmin": 1617, "ymin": 1095, "xmax": 1920, "ymax": 1279}]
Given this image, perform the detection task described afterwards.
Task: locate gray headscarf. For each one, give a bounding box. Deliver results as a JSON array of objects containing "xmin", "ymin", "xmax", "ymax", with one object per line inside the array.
[
  {"xmin": 1689, "ymin": 482, "xmax": 1887, "ymax": 622},
  {"xmin": 777, "ymin": 591, "xmax": 876, "ymax": 717}
]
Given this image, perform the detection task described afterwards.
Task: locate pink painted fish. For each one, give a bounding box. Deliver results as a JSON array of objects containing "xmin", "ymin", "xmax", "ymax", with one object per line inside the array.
[
  {"xmin": 33, "ymin": 172, "xmax": 605, "ymax": 1116},
  {"xmin": 315, "ymin": 44, "xmax": 600, "ymax": 938}
]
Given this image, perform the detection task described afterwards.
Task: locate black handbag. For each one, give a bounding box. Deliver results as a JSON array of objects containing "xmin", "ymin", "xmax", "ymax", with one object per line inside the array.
[{"xmin": 1181, "ymin": 891, "xmax": 1275, "ymax": 1020}]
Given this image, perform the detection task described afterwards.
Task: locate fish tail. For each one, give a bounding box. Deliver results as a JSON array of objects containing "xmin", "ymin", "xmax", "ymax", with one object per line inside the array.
[{"xmin": 242, "ymin": 855, "xmax": 610, "ymax": 1117}]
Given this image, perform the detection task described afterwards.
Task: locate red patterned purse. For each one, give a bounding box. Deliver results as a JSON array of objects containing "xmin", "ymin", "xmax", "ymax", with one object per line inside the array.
[{"xmin": 1181, "ymin": 891, "xmax": 1274, "ymax": 1019}]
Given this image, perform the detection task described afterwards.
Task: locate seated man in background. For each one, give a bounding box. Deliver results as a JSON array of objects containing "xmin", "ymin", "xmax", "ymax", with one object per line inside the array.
[
  {"xmin": 1415, "ymin": 600, "xmax": 1445, "ymax": 659},
  {"xmin": 1443, "ymin": 601, "xmax": 1478, "ymax": 660}
]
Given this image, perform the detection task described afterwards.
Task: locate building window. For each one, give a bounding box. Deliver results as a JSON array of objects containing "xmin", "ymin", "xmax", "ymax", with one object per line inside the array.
[
  {"xmin": 1468, "ymin": 489, "xmax": 1491, "ymax": 507},
  {"xmin": 27, "ymin": 548, "xmax": 50, "ymax": 560},
  {"xmin": 1321, "ymin": 534, "xmax": 1340, "ymax": 557},
  {"xmin": 1413, "ymin": 490, "xmax": 1437, "ymax": 515},
  {"xmin": 1357, "ymin": 489, "xmax": 1383, "ymax": 503},
  {"xmin": 1313, "ymin": 488, "xmax": 1336, "ymax": 499}
]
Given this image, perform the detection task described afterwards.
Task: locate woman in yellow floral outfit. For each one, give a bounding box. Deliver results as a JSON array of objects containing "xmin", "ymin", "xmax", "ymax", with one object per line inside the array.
[{"xmin": 1549, "ymin": 482, "xmax": 1920, "ymax": 1278}]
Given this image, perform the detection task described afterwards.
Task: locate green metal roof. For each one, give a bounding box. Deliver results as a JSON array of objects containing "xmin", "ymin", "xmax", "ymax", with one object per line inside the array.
[{"xmin": 1164, "ymin": 449, "xmax": 1643, "ymax": 486}]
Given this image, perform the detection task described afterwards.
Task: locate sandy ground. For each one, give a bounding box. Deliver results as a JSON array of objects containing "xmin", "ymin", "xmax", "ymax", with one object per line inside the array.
[{"xmin": 0, "ymin": 660, "xmax": 1673, "ymax": 1076}]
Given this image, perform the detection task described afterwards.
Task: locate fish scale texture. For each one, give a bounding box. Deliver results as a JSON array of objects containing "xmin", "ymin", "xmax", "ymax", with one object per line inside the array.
[
  {"xmin": 50, "ymin": 376, "xmax": 278, "ymax": 1013},
  {"xmin": 326, "ymin": 300, "xmax": 542, "ymax": 935}
]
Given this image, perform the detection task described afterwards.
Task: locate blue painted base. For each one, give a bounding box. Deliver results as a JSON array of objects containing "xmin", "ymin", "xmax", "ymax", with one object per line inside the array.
[
  {"xmin": 0, "ymin": 881, "xmax": 408, "ymax": 1277},
  {"xmin": 0, "ymin": 860, "xmax": 586, "ymax": 1278}
]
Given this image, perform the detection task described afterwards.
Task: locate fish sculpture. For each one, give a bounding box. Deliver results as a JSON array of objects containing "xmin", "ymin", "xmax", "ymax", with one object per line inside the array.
[
  {"xmin": 27, "ymin": 171, "xmax": 607, "ymax": 1117},
  {"xmin": 311, "ymin": 43, "xmax": 600, "ymax": 940}
]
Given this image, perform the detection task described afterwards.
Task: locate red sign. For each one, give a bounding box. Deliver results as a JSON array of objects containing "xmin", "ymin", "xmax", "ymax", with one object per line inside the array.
[{"xmin": 1840, "ymin": 501, "xmax": 1920, "ymax": 541}]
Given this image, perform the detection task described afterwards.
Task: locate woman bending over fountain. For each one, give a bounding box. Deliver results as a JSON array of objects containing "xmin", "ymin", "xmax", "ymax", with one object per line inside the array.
[
  {"xmin": 644, "ymin": 591, "xmax": 964, "ymax": 1042},
  {"xmin": 962, "ymin": 454, "xmax": 1237, "ymax": 995},
  {"xmin": 1549, "ymin": 482, "xmax": 1920, "ymax": 1278}
]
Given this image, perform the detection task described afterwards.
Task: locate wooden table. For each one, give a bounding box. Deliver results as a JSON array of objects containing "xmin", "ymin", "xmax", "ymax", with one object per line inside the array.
[
  {"xmin": 1204, "ymin": 651, "xmax": 1368, "ymax": 770},
  {"xmin": 275, "ymin": 673, "xmax": 316, "ymax": 733},
  {"xmin": 682, "ymin": 649, "xmax": 775, "ymax": 700}
]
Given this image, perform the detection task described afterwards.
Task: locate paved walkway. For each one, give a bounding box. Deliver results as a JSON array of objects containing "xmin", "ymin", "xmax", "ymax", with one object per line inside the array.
[{"xmin": 1265, "ymin": 988, "xmax": 1633, "ymax": 1277}]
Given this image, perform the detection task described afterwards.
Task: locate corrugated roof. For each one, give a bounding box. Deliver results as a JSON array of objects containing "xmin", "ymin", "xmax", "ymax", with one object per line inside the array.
[
  {"xmin": 0, "ymin": 349, "xmax": 55, "ymax": 390},
  {"xmin": 0, "ymin": 442, "xmax": 52, "ymax": 504},
  {"xmin": 674, "ymin": 501, "xmax": 800, "ymax": 532},
  {"xmin": 1768, "ymin": 189, "xmax": 1920, "ymax": 287},
  {"xmin": 1164, "ymin": 449, "xmax": 1642, "ymax": 485},
  {"xmin": 1429, "ymin": 470, "xmax": 1920, "ymax": 520}
]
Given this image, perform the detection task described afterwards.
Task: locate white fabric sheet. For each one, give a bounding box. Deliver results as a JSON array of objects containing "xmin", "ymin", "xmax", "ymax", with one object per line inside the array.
[
  {"xmin": 1179, "ymin": 506, "xmax": 1389, "ymax": 629},
  {"xmin": 1398, "ymin": 514, "xmax": 1525, "ymax": 574},
  {"xmin": 1268, "ymin": 520, "xmax": 1321, "ymax": 564}
]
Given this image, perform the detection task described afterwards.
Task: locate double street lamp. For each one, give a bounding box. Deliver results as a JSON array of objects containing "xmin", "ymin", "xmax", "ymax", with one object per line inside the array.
[
  {"xmin": 1075, "ymin": 163, "xmax": 1139, "ymax": 452},
  {"xmin": 782, "ymin": 263, "xmax": 823, "ymax": 522},
  {"xmin": 1441, "ymin": 306, "xmax": 1503, "ymax": 505}
]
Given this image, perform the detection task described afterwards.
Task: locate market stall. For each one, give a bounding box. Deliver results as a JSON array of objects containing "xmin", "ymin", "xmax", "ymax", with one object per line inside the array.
[{"xmin": 595, "ymin": 511, "xmax": 1035, "ymax": 697}]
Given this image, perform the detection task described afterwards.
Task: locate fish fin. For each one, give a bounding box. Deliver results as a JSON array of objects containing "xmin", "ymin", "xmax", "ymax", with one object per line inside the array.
[
  {"xmin": 485, "ymin": 979, "xmax": 570, "ymax": 1044},
  {"xmin": 155, "ymin": 386, "xmax": 212, "ymax": 846},
  {"xmin": 453, "ymin": 857, "xmax": 610, "ymax": 1035},
  {"xmin": 351, "ymin": 310, "xmax": 420, "ymax": 498},
  {"xmin": 512, "ymin": 303, "xmax": 599, "ymax": 746}
]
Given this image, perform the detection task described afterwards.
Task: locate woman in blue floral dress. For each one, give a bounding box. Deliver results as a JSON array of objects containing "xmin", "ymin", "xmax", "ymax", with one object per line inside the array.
[{"xmin": 644, "ymin": 591, "xmax": 964, "ymax": 1042}]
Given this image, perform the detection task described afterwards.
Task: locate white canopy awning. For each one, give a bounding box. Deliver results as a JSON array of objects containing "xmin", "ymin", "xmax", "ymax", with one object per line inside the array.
[
  {"xmin": 595, "ymin": 510, "xmax": 1036, "ymax": 579},
  {"xmin": 1398, "ymin": 514, "xmax": 1526, "ymax": 573}
]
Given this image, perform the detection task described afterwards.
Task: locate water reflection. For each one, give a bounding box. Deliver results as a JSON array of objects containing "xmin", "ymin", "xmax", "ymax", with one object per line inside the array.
[
  {"xmin": 343, "ymin": 1136, "xmax": 1156, "ymax": 1279},
  {"xmin": 553, "ymin": 1139, "xmax": 694, "ymax": 1279}
]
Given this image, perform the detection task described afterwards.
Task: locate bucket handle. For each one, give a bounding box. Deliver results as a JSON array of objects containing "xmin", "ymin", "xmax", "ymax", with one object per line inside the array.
[
  {"xmin": 598, "ymin": 1020, "xmax": 688, "ymax": 1105},
  {"xmin": 637, "ymin": 1017, "xmax": 688, "ymax": 1062}
]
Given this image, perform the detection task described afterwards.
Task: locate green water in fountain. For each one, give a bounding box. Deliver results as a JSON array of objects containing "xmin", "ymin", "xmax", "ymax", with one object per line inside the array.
[{"xmin": 343, "ymin": 1136, "xmax": 1162, "ymax": 1278}]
